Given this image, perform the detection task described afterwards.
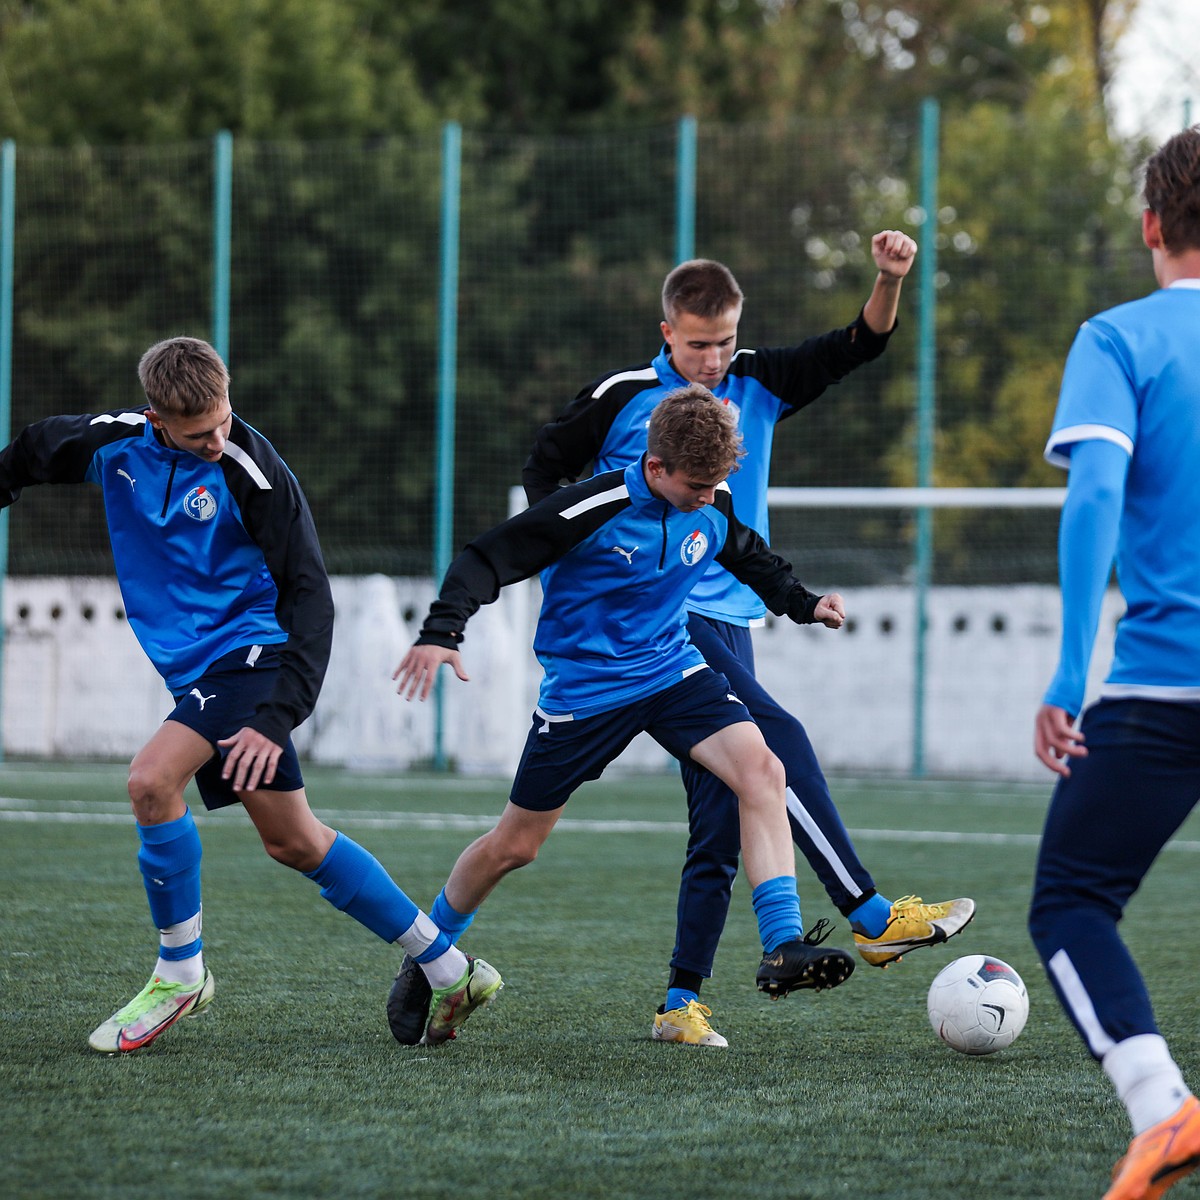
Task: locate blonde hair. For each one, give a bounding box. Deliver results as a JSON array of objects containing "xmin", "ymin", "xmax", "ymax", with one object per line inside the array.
[{"xmin": 138, "ymin": 337, "xmax": 230, "ymax": 417}]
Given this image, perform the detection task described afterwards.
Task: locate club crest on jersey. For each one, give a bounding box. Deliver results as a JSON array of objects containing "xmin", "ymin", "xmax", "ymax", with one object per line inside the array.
[
  {"xmin": 183, "ymin": 485, "xmax": 218, "ymax": 522},
  {"xmin": 680, "ymin": 529, "xmax": 709, "ymax": 566}
]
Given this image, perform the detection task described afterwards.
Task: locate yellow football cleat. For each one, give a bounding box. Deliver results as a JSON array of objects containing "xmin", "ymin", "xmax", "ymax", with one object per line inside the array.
[
  {"xmin": 853, "ymin": 895, "xmax": 976, "ymax": 967},
  {"xmin": 652, "ymin": 1000, "xmax": 728, "ymax": 1048}
]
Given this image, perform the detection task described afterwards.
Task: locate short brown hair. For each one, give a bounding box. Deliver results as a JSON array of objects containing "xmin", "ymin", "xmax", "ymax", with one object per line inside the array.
[
  {"xmin": 1143, "ymin": 125, "xmax": 1200, "ymax": 254},
  {"xmin": 647, "ymin": 384, "xmax": 745, "ymax": 480},
  {"xmin": 661, "ymin": 259, "xmax": 744, "ymax": 323},
  {"xmin": 138, "ymin": 336, "xmax": 230, "ymax": 417}
]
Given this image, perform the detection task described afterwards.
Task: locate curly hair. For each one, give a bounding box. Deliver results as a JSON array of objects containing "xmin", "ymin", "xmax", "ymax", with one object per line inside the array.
[
  {"xmin": 647, "ymin": 384, "xmax": 745, "ymax": 480},
  {"xmin": 1143, "ymin": 125, "xmax": 1200, "ymax": 254},
  {"xmin": 661, "ymin": 259, "xmax": 744, "ymax": 323},
  {"xmin": 138, "ymin": 336, "xmax": 230, "ymax": 417}
]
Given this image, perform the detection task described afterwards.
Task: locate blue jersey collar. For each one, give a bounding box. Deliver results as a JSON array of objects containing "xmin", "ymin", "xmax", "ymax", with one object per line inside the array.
[
  {"xmin": 652, "ymin": 342, "xmax": 732, "ymax": 397},
  {"xmin": 624, "ymin": 454, "xmax": 665, "ymax": 512}
]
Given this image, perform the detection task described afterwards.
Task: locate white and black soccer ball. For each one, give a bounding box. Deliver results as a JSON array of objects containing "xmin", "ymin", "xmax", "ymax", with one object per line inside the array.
[{"xmin": 927, "ymin": 954, "xmax": 1029, "ymax": 1056}]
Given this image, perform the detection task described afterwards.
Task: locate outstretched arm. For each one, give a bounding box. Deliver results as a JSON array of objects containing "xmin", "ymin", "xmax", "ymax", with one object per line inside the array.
[
  {"xmin": 861, "ymin": 230, "xmax": 917, "ymax": 335},
  {"xmin": 1035, "ymin": 437, "xmax": 1128, "ymax": 776},
  {"xmin": 394, "ymin": 469, "xmax": 634, "ymax": 697},
  {"xmin": 713, "ymin": 490, "xmax": 846, "ymax": 630}
]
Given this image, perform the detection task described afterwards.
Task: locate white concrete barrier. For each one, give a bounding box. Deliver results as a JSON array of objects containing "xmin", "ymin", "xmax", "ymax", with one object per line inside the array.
[{"xmin": 1, "ymin": 575, "xmax": 1120, "ymax": 781}]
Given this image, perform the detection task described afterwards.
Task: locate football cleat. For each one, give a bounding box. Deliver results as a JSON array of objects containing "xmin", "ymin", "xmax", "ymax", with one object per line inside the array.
[
  {"xmin": 423, "ymin": 956, "xmax": 503, "ymax": 1046},
  {"xmin": 853, "ymin": 895, "xmax": 976, "ymax": 967},
  {"xmin": 387, "ymin": 953, "xmax": 433, "ymax": 1046},
  {"xmin": 1104, "ymin": 1095, "xmax": 1200, "ymax": 1200},
  {"xmin": 88, "ymin": 969, "xmax": 215, "ymax": 1053},
  {"xmin": 652, "ymin": 1000, "xmax": 728, "ymax": 1048},
  {"xmin": 756, "ymin": 919, "xmax": 855, "ymax": 998}
]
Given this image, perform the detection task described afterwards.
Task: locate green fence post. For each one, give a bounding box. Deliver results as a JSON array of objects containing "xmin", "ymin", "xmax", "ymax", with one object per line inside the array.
[
  {"xmin": 675, "ymin": 115, "xmax": 697, "ymax": 264},
  {"xmin": 212, "ymin": 130, "xmax": 233, "ymax": 364},
  {"xmin": 0, "ymin": 138, "xmax": 13, "ymax": 758},
  {"xmin": 0, "ymin": 141, "xmax": 14, "ymax": 764},
  {"xmin": 912, "ymin": 97, "xmax": 939, "ymax": 779},
  {"xmin": 433, "ymin": 122, "xmax": 462, "ymax": 772}
]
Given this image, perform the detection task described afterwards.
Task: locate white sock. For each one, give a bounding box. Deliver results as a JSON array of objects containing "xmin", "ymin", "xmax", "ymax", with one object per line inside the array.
[
  {"xmin": 153, "ymin": 952, "xmax": 205, "ymax": 985},
  {"xmin": 154, "ymin": 911, "xmax": 204, "ymax": 985},
  {"xmin": 394, "ymin": 911, "xmax": 468, "ymax": 988},
  {"xmin": 419, "ymin": 946, "xmax": 470, "ymax": 989},
  {"xmin": 1103, "ymin": 1034, "xmax": 1192, "ymax": 1135}
]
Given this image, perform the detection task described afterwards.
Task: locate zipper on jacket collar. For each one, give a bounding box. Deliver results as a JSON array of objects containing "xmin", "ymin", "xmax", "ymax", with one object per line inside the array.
[
  {"xmin": 658, "ymin": 505, "xmax": 668, "ymax": 570},
  {"xmin": 160, "ymin": 458, "xmax": 179, "ymax": 518}
]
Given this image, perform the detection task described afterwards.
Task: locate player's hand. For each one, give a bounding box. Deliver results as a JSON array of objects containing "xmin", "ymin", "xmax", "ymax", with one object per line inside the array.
[
  {"xmin": 1034, "ymin": 704, "xmax": 1086, "ymax": 776},
  {"xmin": 872, "ymin": 230, "xmax": 917, "ymax": 278},
  {"xmin": 813, "ymin": 593, "xmax": 846, "ymax": 629},
  {"xmin": 218, "ymin": 726, "xmax": 283, "ymax": 792},
  {"xmin": 393, "ymin": 644, "xmax": 469, "ymax": 702}
]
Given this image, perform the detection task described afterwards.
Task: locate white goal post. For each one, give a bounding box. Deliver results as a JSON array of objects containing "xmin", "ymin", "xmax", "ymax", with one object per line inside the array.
[{"xmin": 767, "ymin": 486, "xmax": 1066, "ymax": 508}]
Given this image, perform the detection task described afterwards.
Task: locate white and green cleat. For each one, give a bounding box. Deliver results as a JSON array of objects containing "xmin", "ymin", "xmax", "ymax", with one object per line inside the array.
[
  {"xmin": 88, "ymin": 969, "xmax": 215, "ymax": 1054},
  {"xmin": 422, "ymin": 956, "xmax": 502, "ymax": 1046}
]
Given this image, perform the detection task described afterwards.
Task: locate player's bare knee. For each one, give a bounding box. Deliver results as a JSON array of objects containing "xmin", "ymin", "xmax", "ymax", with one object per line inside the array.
[
  {"xmin": 736, "ymin": 747, "xmax": 785, "ymax": 806},
  {"xmin": 126, "ymin": 763, "xmax": 178, "ymax": 821},
  {"xmin": 260, "ymin": 831, "xmax": 324, "ymax": 872},
  {"xmin": 486, "ymin": 830, "xmax": 540, "ymax": 873},
  {"xmin": 729, "ymin": 753, "xmax": 787, "ymax": 820},
  {"xmin": 261, "ymin": 837, "xmax": 308, "ymax": 871}
]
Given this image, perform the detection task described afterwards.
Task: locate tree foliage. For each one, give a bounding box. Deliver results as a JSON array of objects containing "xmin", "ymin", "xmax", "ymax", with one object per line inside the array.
[{"xmin": 0, "ymin": 0, "xmax": 1159, "ymax": 581}]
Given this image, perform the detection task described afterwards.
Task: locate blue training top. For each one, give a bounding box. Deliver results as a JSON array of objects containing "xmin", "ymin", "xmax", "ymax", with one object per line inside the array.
[
  {"xmin": 0, "ymin": 407, "xmax": 334, "ymax": 746},
  {"xmin": 417, "ymin": 458, "xmax": 824, "ymax": 719},
  {"xmin": 522, "ymin": 312, "xmax": 891, "ymax": 626},
  {"xmin": 1043, "ymin": 280, "xmax": 1200, "ymax": 712}
]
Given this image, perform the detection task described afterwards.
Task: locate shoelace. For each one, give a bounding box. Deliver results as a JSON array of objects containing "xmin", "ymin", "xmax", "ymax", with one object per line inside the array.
[
  {"xmin": 892, "ymin": 895, "xmax": 946, "ymax": 920},
  {"xmin": 802, "ymin": 917, "xmax": 836, "ymax": 946},
  {"xmin": 681, "ymin": 1000, "xmax": 716, "ymax": 1024},
  {"xmin": 114, "ymin": 976, "xmax": 197, "ymax": 1020}
]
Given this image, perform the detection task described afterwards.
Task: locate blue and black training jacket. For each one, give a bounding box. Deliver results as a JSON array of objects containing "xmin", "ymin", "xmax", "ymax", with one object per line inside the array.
[
  {"xmin": 0, "ymin": 407, "xmax": 333, "ymax": 748},
  {"xmin": 417, "ymin": 457, "xmax": 823, "ymax": 720},
  {"xmin": 522, "ymin": 311, "xmax": 891, "ymax": 626}
]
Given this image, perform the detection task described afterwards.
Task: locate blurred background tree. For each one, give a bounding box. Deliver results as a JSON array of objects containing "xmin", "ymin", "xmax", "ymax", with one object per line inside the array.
[{"xmin": 0, "ymin": 0, "xmax": 1167, "ymax": 580}]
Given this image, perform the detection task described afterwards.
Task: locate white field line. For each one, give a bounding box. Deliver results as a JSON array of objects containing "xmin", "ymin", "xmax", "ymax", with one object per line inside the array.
[{"xmin": 4, "ymin": 795, "xmax": 1200, "ymax": 852}]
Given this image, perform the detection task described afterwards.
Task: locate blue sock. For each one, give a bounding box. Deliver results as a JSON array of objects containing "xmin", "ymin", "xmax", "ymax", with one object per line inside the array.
[
  {"xmin": 428, "ymin": 888, "xmax": 476, "ymax": 945},
  {"xmin": 665, "ymin": 987, "xmax": 699, "ymax": 1012},
  {"xmin": 848, "ymin": 892, "xmax": 894, "ymax": 938},
  {"xmin": 751, "ymin": 876, "xmax": 802, "ymax": 954},
  {"xmin": 304, "ymin": 832, "xmax": 420, "ymax": 943},
  {"xmin": 137, "ymin": 810, "xmax": 203, "ymax": 958}
]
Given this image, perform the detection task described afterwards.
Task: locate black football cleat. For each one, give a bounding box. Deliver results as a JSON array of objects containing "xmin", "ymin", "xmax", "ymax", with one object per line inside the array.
[
  {"xmin": 756, "ymin": 919, "xmax": 856, "ymax": 998},
  {"xmin": 387, "ymin": 953, "xmax": 433, "ymax": 1045}
]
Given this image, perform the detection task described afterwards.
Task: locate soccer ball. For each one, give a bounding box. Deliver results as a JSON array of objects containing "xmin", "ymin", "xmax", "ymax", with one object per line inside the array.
[{"xmin": 927, "ymin": 955, "xmax": 1029, "ymax": 1056}]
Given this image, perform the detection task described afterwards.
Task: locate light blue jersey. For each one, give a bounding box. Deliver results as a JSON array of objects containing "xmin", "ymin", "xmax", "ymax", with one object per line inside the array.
[{"xmin": 1044, "ymin": 280, "xmax": 1200, "ymax": 706}]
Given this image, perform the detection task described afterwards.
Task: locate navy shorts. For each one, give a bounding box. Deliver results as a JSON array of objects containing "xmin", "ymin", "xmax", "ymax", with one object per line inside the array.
[
  {"xmin": 167, "ymin": 643, "xmax": 305, "ymax": 811},
  {"xmin": 509, "ymin": 667, "xmax": 753, "ymax": 812}
]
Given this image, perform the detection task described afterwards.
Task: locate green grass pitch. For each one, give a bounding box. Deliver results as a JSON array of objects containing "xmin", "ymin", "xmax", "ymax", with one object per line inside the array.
[{"xmin": 3, "ymin": 761, "xmax": 1199, "ymax": 1199}]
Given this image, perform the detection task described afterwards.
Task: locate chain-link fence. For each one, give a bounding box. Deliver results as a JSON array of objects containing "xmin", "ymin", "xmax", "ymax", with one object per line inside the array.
[{"xmin": 3, "ymin": 111, "xmax": 1152, "ymax": 582}]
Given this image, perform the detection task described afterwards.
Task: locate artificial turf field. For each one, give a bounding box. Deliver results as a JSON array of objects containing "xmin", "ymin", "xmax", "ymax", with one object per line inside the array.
[{"xmin": 3, "ymin": 761, "xmax": 1199, "ymax": 1199}]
